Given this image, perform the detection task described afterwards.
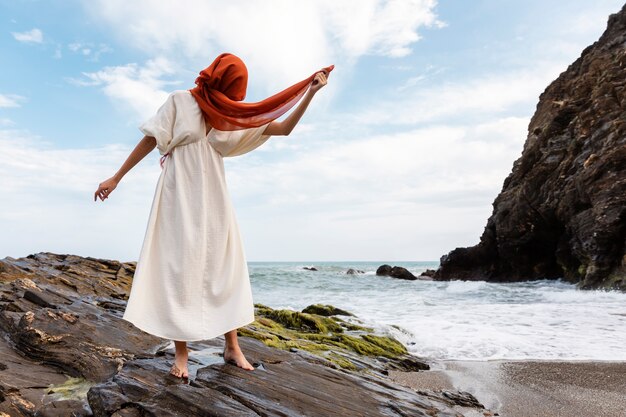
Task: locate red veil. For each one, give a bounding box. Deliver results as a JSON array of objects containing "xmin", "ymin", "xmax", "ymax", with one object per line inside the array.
[{"xmin": 189, "ymin": 53, "xmax": 334, "ymax": 131}]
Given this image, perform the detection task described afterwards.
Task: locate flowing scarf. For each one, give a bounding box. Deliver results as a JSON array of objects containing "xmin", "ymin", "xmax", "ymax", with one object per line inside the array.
[
  {"xmin": 160, "ymin": 53, "xmax": 333, "ymax": 167},
  {"xmin": 189, "ymin": 52, "xmax": 334, "ymax": 131}
]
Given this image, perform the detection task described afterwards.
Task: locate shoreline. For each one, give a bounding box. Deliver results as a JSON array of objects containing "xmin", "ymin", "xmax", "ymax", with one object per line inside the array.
[{"xmin": 388, "ymin": 359, "xmax": 626, "ymax": 417}]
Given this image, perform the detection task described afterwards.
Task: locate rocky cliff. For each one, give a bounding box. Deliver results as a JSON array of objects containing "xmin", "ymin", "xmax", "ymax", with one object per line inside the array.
[{"xmin": 435, "ymin": 4, "xmax": 626, "ymax": 289}]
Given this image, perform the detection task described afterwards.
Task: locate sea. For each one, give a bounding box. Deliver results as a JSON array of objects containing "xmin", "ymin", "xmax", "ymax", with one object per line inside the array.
[{"xmin": 248, "ymin": 261, "xmax": 626, "ymax": 361}]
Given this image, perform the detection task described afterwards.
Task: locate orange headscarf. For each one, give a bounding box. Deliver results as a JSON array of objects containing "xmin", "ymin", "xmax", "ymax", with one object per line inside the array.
[{"xmin": 189, "ymin": 53, "xmax": 334, "ymax": 131}]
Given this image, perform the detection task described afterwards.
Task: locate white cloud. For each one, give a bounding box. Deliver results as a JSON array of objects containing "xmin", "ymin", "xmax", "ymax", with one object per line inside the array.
[
  {"xmin": 0, "ymin": 114, "xmax": 527, "ymax": 262},
  {"xmin": 69, "ymin": 57, "xmax": 181, "ymax": 120},
  {"xmin": 351, "ymin": 64, "xmax": 566, "ymax": 126},
  {"xmin": 221, "ymin": 116, "xmax": 528, "ymax": 260},
  {"xmin": 321, "ymin": 0, "xmax": 444, "ymax": 58},
  {"xmin": 53, "ymin": 44, "xmax": 62, "ymax": 59},
  {"xmin": 12, "ymin": 28, "xmax": 44, "ymax": 43},
  {"xmin": 83, "ymin": 0, "xmax": 442, "ymax": 92},
  {"xmin": 67, "ymin": 42, "xmax": 113, "ymax": 61},
  {"xmin": 69, "ymin": 0, "xmax": 442, "ymax": 123},
  {"xmin": 0, "ymin": 94, "xmax": 25, "ymax": 108},
  {"xmin": 0, "ymin": 129, "xmax": 162, "ymax": 262},
  {"xmin": 228, "ymin": 118, "xmax": 527, "ymax": 209}
]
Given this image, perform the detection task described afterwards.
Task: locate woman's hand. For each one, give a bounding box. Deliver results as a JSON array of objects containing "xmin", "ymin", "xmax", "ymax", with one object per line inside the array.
[
  {"xmin": 94, "ymin": 177, "xmax": 118, "ymax": 202},
  {"xmin": 310, "ymin": 70, "xmax": 329, "ymax": 94},
  {"xmin": 263, "ymin": 68, "xmax": 331, "ymax": 136}
]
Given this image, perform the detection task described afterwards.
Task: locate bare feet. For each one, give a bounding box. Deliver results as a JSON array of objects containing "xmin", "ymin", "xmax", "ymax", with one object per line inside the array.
[
  {"xmin": 223, "ymin": 345, "xmax": 255, "ymax": 370},
  {"xmin": 170, "ymin": 340, "xmax": 189, "ymax": 379}
]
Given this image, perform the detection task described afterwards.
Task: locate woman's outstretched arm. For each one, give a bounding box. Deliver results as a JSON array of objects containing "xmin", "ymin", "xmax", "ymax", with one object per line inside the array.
[
  {"xmin": 263, "ymin": 70, "xmax": 329, "ymax": 136},
  {"xmin": 94, "ymin": 135, "xmax": 156, "ymax": 202}
]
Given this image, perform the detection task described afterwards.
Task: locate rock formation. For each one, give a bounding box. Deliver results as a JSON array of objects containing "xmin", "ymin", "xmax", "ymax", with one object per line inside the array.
[
  {"xmin": 0, "ymin": 252, "xmax": 486, "ymax": 416},
  {"xmin": 376, "ymin": 264, "xmax": 418, "ymax": 280},
  {"xmin": 435, "ymin": 4, "xmax": 626, "ymax": 290}
]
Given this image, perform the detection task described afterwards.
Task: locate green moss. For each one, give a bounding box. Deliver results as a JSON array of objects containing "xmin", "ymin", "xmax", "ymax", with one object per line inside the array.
[
  {"xmin": 255, "ymin": 306, "xmax": 343, "ymax": 334},
  {"xmin": 361, "ymin": 334, "xmax": 408, "ymax": 356},
  {"xmin": 334, "ymin": 334, "xmax": 404, "ymax": 358},
  {"xmin": 241, "ymin": 304, "xmax": 409, "ymax": 365},
  {"xmin": 256, "ymin": 317, "xmax": 283, "ymax": 330},
  {"xmin": 344, "ymin": 323, "xmax": 373, "ymax": 332},
  {"xmin": 46, "ymin": 376, "xmax": 94, "ymax": 401},
  {"xmin": 326, "ymin": 352, "xmax": 358, "ymax": 371},
  {"xmin": 301, "ymin": 304, "xmax": 354, "ymax": 317},
  {"xmin": 237, "ymin": 327, "xmax": 274, "ymax": 341}
]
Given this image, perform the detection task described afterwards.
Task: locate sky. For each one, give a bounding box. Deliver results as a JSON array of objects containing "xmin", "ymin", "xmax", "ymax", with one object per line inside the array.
[{"xmin": 0, "ymin": 0, "xmax": 623, "ymax": 263}]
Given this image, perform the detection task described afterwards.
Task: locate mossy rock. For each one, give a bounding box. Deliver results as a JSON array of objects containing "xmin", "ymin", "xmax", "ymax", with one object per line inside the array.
[
  {"xmin": 360, "ymin": 334, "xmax": 408, "ymax": 356},
  {"xmin": 255, "ymin": 306, "xmax": 344, "ymax": 334},
  {"xmin": 335, "ymin": 316, "xmax": 374, "ymax": 332},
  {"xmin": 343, "ymin": 323, "xmax": 374, "ymax": 332},
  {"xmin": 301, "ymin": 304, "xmax": 354, "ymax": 317},
  {"xmin": 245, "ymin": 304, "xmax": 410, "ymax": 370},
  {"xmin": 326, "ymin": 352, "xmax": 358, "ymax": 371},
  {"xmin": 334, "ymin": 334, "xmax": 406, "ymax": 358}
]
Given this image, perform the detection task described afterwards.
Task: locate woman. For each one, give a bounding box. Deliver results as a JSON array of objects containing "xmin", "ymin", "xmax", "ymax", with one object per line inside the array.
[{"xmin": 94, "ymin": 53, "xmax": 332, "ymax": 380}]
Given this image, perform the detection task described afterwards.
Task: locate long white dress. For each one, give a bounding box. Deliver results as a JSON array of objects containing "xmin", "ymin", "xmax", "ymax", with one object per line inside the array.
[{"xmin": 121, "ymin": 90, "xmax": 271, "ymax": 341}]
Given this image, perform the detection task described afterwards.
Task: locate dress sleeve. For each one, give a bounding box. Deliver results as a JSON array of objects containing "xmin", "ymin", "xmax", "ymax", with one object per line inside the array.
[
  {"xmin": 139, "ymin": 93, "xmax": 177, "ymax": 155},
  {"xmin": 208, "ymin": 123, "xmax": 272, "ymax": 157}
]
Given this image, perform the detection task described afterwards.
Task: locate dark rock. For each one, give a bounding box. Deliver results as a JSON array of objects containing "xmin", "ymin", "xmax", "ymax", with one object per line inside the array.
[
  {"xmin": 23, "ymin": 289, "xmax": 58, "ymax": 308},
  {"xmin": 89, "ymin": 337, "xmax": 457, "ymax": 417},
  {"xmin": 303, "ymin": 266, "xmax": 318, "ymax": 271},
  {"xmin": 0, "ymin": 252, "xmax": 171, "ymax": 414},
  {"xmin": 377, "ymin": 264, "xmax": 418, "ymax": 280},
  {"xmin": 420, "ymin": 269, "xmax": 437, "ymax": 278},
  {"xmin": 346, "ymin": 268, "xmax": 365, "ymax": 274},
  {"xmin": 434, "ymin": 5, "xmax": 626, "ymax": 290},
  {"xmin": 385, "ymin": 355, "xmax": 431, "ymax": 372},
  {"xmin": 376, "ymin": 264, "xmax": 392, "ymax": 275},
  {"xmin": 417, "ymin": 389, "xmax": 484, "ymax": 410}
]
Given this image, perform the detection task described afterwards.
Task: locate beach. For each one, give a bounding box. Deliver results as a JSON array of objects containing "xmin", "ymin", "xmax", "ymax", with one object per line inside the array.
[{"xmin": 388, "ymin": 360, "xmax": 626, "ymax": 417}]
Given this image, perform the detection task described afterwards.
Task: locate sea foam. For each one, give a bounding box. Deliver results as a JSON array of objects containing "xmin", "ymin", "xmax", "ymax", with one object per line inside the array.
[{"xmin": 249, "ymin": 261, "xmax": 626, "ymax": 361}]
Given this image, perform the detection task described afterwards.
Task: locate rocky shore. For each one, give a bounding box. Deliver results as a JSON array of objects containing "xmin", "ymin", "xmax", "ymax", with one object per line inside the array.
[
  {"xmin": 434, "ymin": 4, "xmax": 626, "ymax": 290},
  {"xmin": 0, "ymin": 252, "xmax": 487, "ymax": 416}
]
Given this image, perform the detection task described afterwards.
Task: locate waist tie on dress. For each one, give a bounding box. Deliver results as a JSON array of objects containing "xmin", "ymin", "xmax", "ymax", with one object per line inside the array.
[{"xmin": 159, "ymin": 151, "xmax": 170, "ymax": 169}]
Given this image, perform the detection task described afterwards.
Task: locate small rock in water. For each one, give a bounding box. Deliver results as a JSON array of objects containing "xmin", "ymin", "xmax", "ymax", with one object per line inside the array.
[
  {"xmin": 376, "ymin": 264, "xmax": 417, "ymax": 280},
  {"xmin": 420, "ymin": 269, "xmax": 437, "ymax": 278},
  {"xmin": 303, "ymin": 266, "xmax": 318, "ymax": 271}
]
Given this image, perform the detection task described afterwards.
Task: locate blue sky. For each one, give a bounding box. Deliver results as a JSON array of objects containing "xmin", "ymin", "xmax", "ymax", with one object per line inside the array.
[{"xmin": 1, "ymin": 0, "xmax": 623, "ymax": 262}]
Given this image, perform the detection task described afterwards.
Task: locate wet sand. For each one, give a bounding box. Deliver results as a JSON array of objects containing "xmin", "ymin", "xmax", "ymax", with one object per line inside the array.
[{"xmin": 388, "ymin": 360, "xmax": 626, "ymax": 417}]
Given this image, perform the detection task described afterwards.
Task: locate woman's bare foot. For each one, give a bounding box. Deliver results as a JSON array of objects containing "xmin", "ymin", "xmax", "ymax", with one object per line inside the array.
[
  {"xmin": 223, "ymin": 329, "xmax": 255, "ymax": 370},
  {"xmin": 170, "ymin": 340, "xmax": 189, "ymax": 378},
  {"xmin": 223, "ymin": 345, "xmax": 255, "ymax": 370}
]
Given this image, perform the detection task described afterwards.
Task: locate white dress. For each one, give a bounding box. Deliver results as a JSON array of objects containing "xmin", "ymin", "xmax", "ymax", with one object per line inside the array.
[{"xmin": 121, "ymin": 90, "xmax": 271, "ymax": 341}]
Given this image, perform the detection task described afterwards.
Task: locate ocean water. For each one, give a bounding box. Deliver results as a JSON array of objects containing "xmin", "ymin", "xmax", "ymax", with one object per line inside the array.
[{"xmin": 248, "ymin": 261, "xmax": 626, "ymax": 361}]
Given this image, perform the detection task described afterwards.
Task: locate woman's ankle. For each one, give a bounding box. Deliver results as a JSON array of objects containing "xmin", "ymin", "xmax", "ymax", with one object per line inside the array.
[{"xmin": 173, "ymin": 340, "xmax": 188, "ymax": 356}]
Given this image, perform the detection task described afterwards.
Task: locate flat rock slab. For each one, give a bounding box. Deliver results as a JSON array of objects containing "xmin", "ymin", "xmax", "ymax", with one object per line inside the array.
[{"xmin": 89, "ymin": 336, "xmax": 461, "ymax": 417}]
